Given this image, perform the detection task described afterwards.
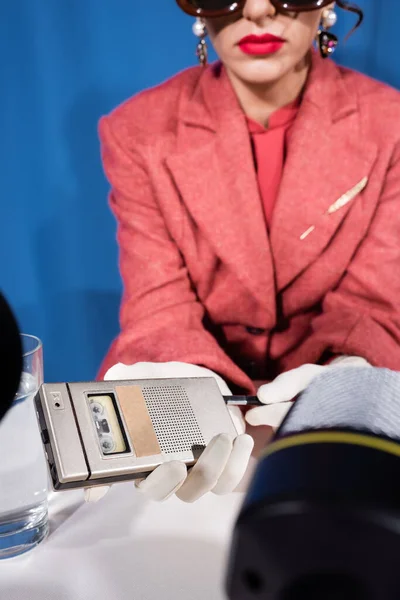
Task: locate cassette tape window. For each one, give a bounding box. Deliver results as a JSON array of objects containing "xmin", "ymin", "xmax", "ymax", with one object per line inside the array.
[{"xmin": 88, "ymin": 394, "xmax": 128, "ymax": 455}]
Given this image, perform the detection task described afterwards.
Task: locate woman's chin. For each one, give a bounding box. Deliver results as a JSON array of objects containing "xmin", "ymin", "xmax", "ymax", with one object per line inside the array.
[{"xmin": 226, "ymin": 57, "xmax": 290, "ymax": 87}]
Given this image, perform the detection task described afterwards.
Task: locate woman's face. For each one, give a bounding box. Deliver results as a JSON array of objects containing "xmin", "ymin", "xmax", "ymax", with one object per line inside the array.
[{"xmin": 205, "ymin": 1, "xmax": 333, "ymax": 85}]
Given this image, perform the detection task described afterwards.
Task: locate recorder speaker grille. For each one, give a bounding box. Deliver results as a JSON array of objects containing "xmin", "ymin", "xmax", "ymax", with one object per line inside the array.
[{"xmin": 142, "ymin": 386, "xmax": 205, "ymax": 454}]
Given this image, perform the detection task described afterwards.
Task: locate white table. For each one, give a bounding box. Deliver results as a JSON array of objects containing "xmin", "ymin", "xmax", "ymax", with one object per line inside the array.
[{"xmin": 0, "ymin": 480, "xmax": 247, "ymax": 600}]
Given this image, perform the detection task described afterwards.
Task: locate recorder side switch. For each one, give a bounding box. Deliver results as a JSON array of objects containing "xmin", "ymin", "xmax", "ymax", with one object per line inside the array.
[{"xmin": 41, "ymin": 428, "xmax": 50, "ymax": 445}]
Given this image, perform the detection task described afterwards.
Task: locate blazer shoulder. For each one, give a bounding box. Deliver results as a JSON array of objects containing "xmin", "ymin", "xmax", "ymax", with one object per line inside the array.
[
  {"xmin": 339, "ymin": 66, "xmax": 400, "ymax": 130},
  {"xmin": 100, "ymin": 66, "xmax": 203, "ymax": 143}
]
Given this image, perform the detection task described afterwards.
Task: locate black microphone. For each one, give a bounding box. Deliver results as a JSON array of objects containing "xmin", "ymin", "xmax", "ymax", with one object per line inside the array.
[
  {"xmin": 227, "ymin": 366, "xmax": 400, "ymax": 600},
  {"xmin": 0, "ymin": 292, "xmax": 22, "ymax": 421}
]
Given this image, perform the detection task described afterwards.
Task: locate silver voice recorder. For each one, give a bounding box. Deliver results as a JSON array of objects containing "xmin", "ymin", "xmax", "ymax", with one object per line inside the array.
[{"xmin": 34, "ymin": 377, "xmax": 239, "ymax": 491}]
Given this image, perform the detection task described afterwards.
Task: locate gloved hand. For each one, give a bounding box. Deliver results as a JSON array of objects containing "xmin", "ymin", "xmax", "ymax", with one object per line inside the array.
[
  {"xmin": 85, "ymin": 361, "xmax": 253, "ymax": 504},
  {"xmin": 245, "ymin": 356, "xmax": 371, "ymax": 429}
]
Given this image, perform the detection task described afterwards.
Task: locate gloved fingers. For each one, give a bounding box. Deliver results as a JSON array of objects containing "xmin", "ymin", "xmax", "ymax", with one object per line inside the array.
[
  {"xmin": 228, "ymin": 405, "xmax": 246, "ymax": 435},
  {"xmin": 330, "ymin": 355, "xmax": 371, "ymax": 368},
  {"xmin": 165, "ymin": 363, "xmax": 233, "ymax": 395},
  {"xmin": 128, "ymin": 361, "xmax": 232, "ymax": 394},
  {"xmin": 136, "ymin": 461, "xmax": 188, "ymax": 502},
  {"xmin": 257, "ymin": 364, "xmax": 326, "ymax": 405},
  {"xmin": 245, "ymin": 401, "xmax": 293, "ymax": 427},
  {"xmin": 103, "ymin": 362, "xmax": 232, "ymax": 394},
  {"xmin": 176, "ymin": 434, "xmax": 234, "ymax": 503},
  {"xmin": 104, "ymin": 362, "xmax": 148, "ymax": 381},
  {"xmin": 134, "ymin": 477, "xmax": 146, "ymax": 487},
  {"xmin": 212, "ymin": 434, "xmax": 254, "ymax": 495},
  {"xmin": 84, "ymin": 485, "xmax": 111, "ymax": 503},
  {"xmin": 104, "ymin": 361, "xmax": 189, "ymax": 381}
]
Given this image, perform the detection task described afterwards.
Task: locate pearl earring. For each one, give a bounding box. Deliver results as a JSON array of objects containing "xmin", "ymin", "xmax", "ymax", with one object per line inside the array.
[
  {"xmin": 318, "ymin": 8, "xmax": 338, "ymax": 59},
  {"xmin": 192, "ymin": 18, "xmax": 208, "ymax": 67},
  {"xmin": 321, "ymin": 7, "xmax": 338, "ymax": 29}
]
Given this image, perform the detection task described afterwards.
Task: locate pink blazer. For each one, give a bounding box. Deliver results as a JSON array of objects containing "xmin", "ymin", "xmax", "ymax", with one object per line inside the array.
[{"xmin": 98, "ymin": 52, "xmax": 400, "ymax": 393}]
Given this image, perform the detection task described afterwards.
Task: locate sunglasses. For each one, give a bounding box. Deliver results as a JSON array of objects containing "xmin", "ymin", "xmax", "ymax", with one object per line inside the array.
[{"xmin": 176, "ymin": 0, "xmax": 337, "ymax": 18}]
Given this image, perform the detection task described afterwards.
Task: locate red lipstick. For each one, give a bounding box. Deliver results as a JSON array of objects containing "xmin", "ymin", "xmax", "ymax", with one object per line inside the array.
[{"xmin": 238, "ymin": 33, "xmax": 286, "ymax": 56}]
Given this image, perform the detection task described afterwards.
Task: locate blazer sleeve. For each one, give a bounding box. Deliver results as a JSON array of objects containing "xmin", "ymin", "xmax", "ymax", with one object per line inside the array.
[
  {"xmin": 287, "ymin": 143, "xmax": 400, "ymax": 371},
  {"xmin": 97, "ymin": 116, "xmax": 253, "ymax": 392}
]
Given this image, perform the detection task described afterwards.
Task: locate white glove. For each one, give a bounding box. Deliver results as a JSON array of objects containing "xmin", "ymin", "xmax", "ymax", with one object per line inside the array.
[
  {"xmin": 245, "ymin": 356, "xmax": 371, "ymax": 429},
  {"xmin": 85, "ymin": 362, "xmax": 253, "ymax": 504}
]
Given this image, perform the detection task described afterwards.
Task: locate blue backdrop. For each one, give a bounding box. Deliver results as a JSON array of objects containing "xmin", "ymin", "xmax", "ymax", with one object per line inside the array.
[{"xmin": 1, "ymin": 0, "xmax": 398, "ymax": 383}]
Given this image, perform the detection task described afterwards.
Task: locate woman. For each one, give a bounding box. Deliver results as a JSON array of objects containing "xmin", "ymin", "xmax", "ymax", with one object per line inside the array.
[{"xmin": 92, "ymin": 0, "xmax": 400, "ymax": 504}]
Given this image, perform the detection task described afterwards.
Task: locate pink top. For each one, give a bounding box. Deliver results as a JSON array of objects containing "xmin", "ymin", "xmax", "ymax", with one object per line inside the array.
[
  {"xmin": 246, "ymin": 98, "xmax": 300, "ymax": 228},
  {"xmin": 247, "ymin": 99, "xmax": 339, "ymax": 369}
]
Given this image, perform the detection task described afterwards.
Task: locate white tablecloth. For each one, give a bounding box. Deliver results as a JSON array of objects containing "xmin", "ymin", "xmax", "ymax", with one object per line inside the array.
[{"xmin": 0, "ymin": 482, "xmax": 246, "ymax": 600}]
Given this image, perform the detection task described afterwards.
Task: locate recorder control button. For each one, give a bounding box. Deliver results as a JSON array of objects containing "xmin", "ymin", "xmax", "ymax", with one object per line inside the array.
[{"xmin": 41, "ymin": 429, "xmax": 50, "ymax": 445}]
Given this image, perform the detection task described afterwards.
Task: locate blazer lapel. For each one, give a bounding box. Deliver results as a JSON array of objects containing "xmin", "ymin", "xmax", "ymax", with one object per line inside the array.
[
  {"xmin": 166, "ymin": 65, "xmax": 276, "ymax": 322},
  {"xmin": 270, "ymin": 54, "xmax": 377, "ymax": 292}
]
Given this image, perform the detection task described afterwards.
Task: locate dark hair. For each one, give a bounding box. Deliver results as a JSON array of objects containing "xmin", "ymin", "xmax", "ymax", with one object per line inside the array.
[{"xmin": 336, "ymin": 0, "xmax": 364, "ymax": 38}]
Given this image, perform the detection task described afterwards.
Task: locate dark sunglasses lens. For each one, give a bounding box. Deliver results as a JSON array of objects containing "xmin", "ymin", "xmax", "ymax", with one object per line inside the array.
[
  {"xmin": 275, "ymin": 0, "xmax": 329, "ymax": 8},
  {"xmin": 187, "ymin": 0, "xmax": 236, "ymax": 10},
  {"xmin": 186, "ymin": 0, "xmax": 329, "ymax": 13}
]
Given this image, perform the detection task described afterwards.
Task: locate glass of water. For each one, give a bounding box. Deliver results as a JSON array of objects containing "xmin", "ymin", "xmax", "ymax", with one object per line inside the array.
[{"xmin": 0, "ymin": 334, "xmax": 49, "ymax": 559}]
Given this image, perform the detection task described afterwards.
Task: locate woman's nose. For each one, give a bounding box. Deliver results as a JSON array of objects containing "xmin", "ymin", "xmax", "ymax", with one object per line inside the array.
[{"xmin": 242, "ymin": 0, "xmax": 277, "ymax": 23}]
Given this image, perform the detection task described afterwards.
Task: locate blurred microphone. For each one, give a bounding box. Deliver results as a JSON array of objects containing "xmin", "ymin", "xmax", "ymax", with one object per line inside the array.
[
  {"xmin": 227, "ymin": 367, "xmax": 400, "ymax": 600},
  {"xmin": 0, "ymin": 292, "xmax": 22, "ymax": 421}
]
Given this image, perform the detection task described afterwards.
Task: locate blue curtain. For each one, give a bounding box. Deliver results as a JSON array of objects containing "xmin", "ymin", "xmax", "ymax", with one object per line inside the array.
[{"xmin": 1, "ymin": 0, "xmax": 398, "ymax": 383}]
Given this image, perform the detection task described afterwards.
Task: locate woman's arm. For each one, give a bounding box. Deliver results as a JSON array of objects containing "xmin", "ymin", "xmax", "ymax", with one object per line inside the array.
[
  {"xmin": 98, "ymin": 116, "xmax": 253, "ymax": 391},
  {"xmin": 287, "ymin": 142, "xmax": 400, "ymax": 371}
]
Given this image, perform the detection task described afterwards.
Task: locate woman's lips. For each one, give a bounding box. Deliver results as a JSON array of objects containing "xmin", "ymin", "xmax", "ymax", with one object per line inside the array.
[{"xmin": 238, "ymin": 33, "xmax": 286, "ymax": 56}]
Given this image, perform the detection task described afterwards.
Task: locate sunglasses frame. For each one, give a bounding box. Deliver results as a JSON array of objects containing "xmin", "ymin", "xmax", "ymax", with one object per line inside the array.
[{"xmin": 176, "ymin": 0, "xmax": 336, "ymax": 18}]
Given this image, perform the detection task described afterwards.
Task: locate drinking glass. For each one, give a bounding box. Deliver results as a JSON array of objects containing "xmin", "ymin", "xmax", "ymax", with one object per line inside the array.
[{"xmin": 0, "ymin": 334, "xmax": 48, "ymax": 558}]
